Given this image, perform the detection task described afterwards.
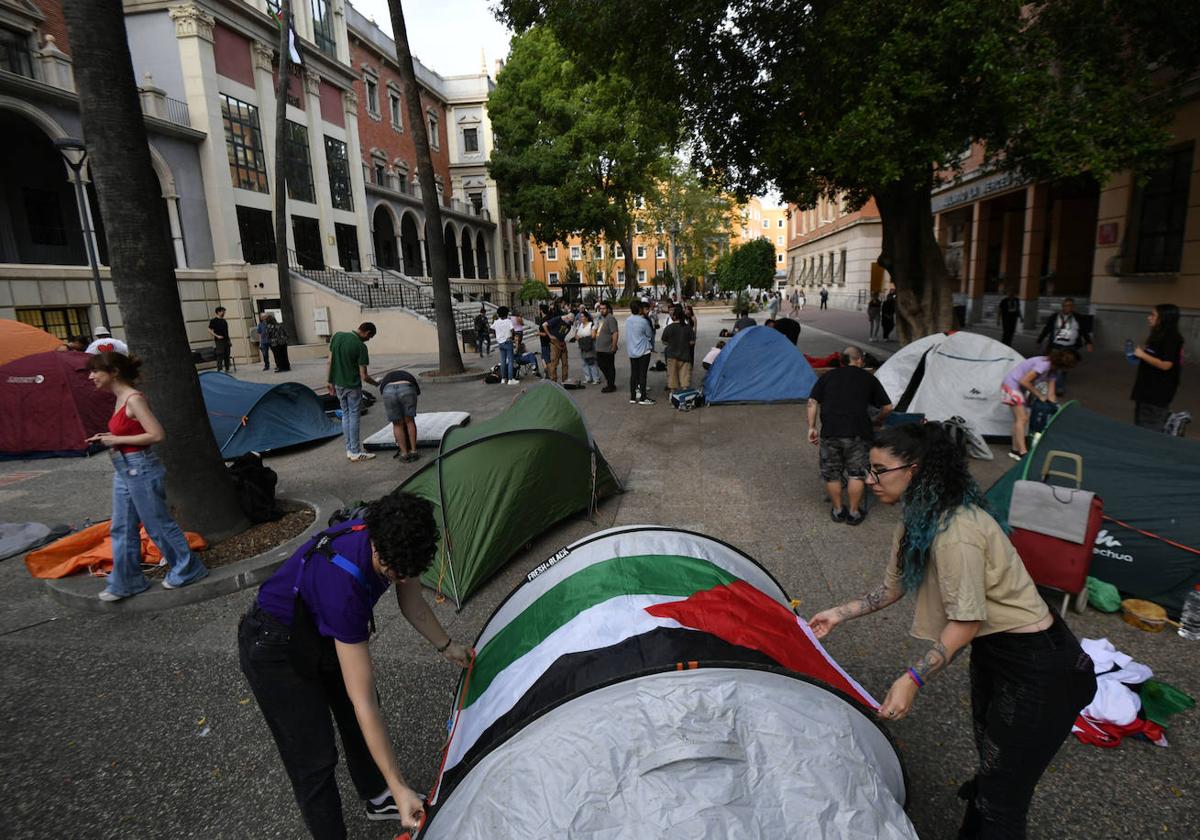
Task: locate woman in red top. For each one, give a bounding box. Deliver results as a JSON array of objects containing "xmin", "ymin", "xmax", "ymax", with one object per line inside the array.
[{"xmin": 87, "ymin": 352, "xmax": 208, "ymax": 601}]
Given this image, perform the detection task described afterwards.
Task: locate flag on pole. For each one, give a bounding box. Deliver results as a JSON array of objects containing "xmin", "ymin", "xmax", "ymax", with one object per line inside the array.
[{"xmin": 274, "ymin": 9, "xmax": 303, "ymax": 66}]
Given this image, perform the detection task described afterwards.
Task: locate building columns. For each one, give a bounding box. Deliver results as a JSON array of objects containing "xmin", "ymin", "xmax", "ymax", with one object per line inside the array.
[
  {"xmin": 966, "ymin": 200, "xmax": 991, "ymax": 323},
  {"xmin": 301, "ymin": 69, "xmax": 341, "ymax": 269},
  {"xmin": 341, "ymin": 89, "xmax": 373, "ymax": 268},
  {"xmin": 1020, "ymin": 183, "xmax": 1050, "ymax": 329}
]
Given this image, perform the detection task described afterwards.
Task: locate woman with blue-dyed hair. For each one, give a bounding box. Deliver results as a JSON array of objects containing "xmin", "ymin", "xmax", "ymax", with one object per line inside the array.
[{"xmin": 808, "ymin": 422, "xmax": 1096, "ymax": 840}]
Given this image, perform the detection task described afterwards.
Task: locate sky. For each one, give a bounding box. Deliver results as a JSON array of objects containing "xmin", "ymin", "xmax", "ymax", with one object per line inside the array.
[{"xmin": 351, "ymin": 0, "xmax": 514, "ymax": 77}]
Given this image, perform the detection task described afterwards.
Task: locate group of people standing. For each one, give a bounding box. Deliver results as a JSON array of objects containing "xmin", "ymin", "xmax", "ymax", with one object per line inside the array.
[{"xmin": 866, "ymin": 288, "xmax": 898, "ymax": 341}]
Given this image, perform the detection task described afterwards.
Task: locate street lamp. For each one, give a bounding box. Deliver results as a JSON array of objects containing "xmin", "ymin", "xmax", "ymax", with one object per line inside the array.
[{"xmin": 54, "ymin": 137, "xmax": 110, "ymax": 330}]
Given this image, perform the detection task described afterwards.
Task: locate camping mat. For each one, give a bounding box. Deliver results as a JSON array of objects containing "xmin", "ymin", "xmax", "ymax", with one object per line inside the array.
[
  {"xmin": 25, "ymin": 520, "xmax": 207, "ymax": 579},
  {"xmin": 363, "ymin": 412, "xmax": 471, "ymax": 449},
  {"xmin": 0, "ymin": 522, "xmax": 70, "ymax": 561}
]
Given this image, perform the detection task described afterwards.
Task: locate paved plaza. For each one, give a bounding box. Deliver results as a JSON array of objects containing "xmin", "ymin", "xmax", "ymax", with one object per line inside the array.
[{"xmin": 1, "ymin": 306, "xmax": 1196, "ymax": 839}]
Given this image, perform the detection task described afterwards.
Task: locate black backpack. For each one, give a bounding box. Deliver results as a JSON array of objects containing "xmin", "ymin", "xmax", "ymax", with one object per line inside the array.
[{"xmin": 226, "ymin": 452, "xmax": 281, "ymax": 523}]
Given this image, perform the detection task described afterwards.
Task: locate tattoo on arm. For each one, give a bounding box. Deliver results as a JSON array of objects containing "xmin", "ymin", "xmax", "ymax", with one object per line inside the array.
[
  {"xmin": 910, "ymin": 641, "xmax": 961, "ymax": 682},
  {"xmin": 833, "ymin": 584, "xmax": 894, "ymax": 621}
]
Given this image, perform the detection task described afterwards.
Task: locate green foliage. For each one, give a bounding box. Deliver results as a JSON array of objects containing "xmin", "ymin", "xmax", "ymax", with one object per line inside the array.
[
  {"xmin": 640, "ymin": 159, "xmax": 736, "ymax": 283},
  {"xmin": 518, "ymin": 279, "xmax": 552, "ymax": 303},
  {"xmin": 715, "ymin": 238, "xmax": 776, "ymax": 292},
  {"xmin": 731, "ymin": 290, "xmax": 758, "ymax": 315}
]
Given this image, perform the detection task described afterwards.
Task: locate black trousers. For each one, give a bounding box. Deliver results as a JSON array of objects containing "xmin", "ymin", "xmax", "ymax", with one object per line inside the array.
[
  {"xmin": 629, "ymin": 353, "xmax": 650, "ymax": 400},
  {"xmin": 238, "ymin": 607, "xmax": 385, "ymax": 840},
  {"xmin": 597, "ymin": 352, "xmax": 617, "ymax": 388},
  {"xmin": 214, "ymin": 338, "xmax": 232, "ymax": 372},
  {"xmin": 1000, "ymin": 317, "xmax": 1019, "ymax": 347},
  {"xmin": 881, "ymin": 316, "xmax": 895, "ymax": 339},
  {"xmin": 271, "ymin": 344, "xmax": 291, "ymax": 371},
  {"xmin": 959, "ymin": 613, "xmax": 1096, "ymax": 840},
  {"xmin": 260, "ymin": 344, "xmax": 271, "ymax": 368}
]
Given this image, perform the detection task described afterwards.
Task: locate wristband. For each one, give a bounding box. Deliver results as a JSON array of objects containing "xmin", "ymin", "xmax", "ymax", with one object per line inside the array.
[
  {"xmin": 436, "ymin": 637, "xmax": 453, "ymax": 653},
  {"xmin": 906, "ymin": 667, "xmax": 924, "ymax": 688}
]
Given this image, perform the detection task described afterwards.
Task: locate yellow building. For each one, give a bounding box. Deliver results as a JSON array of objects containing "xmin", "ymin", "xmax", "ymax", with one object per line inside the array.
[{"xmin": 734, "ymin": 196, "xmax": 789, "ymax": 273}]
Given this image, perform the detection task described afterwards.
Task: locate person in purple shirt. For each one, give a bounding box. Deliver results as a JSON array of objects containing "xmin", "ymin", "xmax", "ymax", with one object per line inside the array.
[
  {"xmin": 239, "ymin": 490, "xmax": 472, "ymax": 836},
  {"xmin": 1000, "ymin": 349, "xmax": 1076, "ymax": 460}
]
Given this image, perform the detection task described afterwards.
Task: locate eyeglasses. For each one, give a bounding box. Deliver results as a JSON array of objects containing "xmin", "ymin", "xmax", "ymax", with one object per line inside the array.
[{"xmin": 867, "ymin": 463, "xmax": 914, "ymax": 482}]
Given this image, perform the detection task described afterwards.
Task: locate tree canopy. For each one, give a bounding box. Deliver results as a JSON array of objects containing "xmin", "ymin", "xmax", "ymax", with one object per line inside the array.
[
  {"xmin": 715, "ymin": 238, "xmax": 776, "ymax": 292},
  {"xmin": 499, "ymin": 0, "xmax": 1200, "ymax": 338},
  {"xmin": 641, "ymin": 161, "xmax": 736, "ymax": 294},
  {"xmin": 486, "ymin": 25, "xmax": 678, "ymax": 297}
]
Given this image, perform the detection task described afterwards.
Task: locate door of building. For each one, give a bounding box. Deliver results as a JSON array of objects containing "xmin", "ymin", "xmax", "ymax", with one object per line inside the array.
[
  {"xmin": 292, "ymin": 216, "xmax": 324, "ymax": 270},
  {"xmin": 335, "ymin": 223, "xmax": 361, "ymax": 272}
]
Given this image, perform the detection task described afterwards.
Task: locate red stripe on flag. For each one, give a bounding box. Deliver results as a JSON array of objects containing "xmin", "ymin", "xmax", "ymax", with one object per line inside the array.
[{"xmin": 646, "ymin": 581, "xmax": 874, "ymax": 708}]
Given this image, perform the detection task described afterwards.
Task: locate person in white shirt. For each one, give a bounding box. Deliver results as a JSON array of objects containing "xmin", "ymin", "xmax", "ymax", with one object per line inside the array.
[
  {"xmin": 492, "ymin": 307, "xmax": 516, "ymax": 384},
  {"xmin": 85, "ymin": 327, "xmax": 129, "ymax": 356}
]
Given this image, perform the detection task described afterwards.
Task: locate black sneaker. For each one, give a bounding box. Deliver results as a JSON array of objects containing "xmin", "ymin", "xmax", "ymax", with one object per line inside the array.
[
  {"xmin": 365, "ymin": 794, "xmax": 401, "ymax": 821},
  {"xmin": 830, "ymin": 507, "xmax": 848, "ymax": 523},
  {"xmin": 846, "ymin": 510, "xmax": 866, "ymax": 526},
  {"xmin": 602, "ymin": 385, "xmax": 616, "ymax": 393},
  {"xmin": 638, "ymin": 397, "xmax": 657, "ymax": 405}
]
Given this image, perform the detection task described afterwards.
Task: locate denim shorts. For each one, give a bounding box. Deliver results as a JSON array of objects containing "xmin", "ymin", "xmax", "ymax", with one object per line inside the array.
[
  {"xmin": 818, "ymin": 436, "xmax": 870, "ymax": 482},
  {"xmin": 382, "ymin": 382, "xmax": 418, "ymax": 420}
]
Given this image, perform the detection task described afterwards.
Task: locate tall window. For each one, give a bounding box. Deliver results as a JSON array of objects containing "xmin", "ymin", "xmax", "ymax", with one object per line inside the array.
[
  {"xmin": 1133, "ymin": 144, "xmax": 1193, "ymax": 273},
  {"xmin": 569, "ymin": 245, "xmax": 581, "ymax": 260},
  {"xmin": 389, "ymin": 91, "xmax": 402, "ymax": 129},
  {"xmin": 16, "ymin": 306, "xmax": 91, "ymax": 340},
  {"xmin": 364, "ymin": 75, "xmax": 379, "ymax": 116},
  {"xmin": 593, "ymin": 245, "xmax": 603, "ymax": 259},
  {"xmin": 427, "ymin": 111, "xmax": 439, "ymax": 149},
  {"xmin": 463, "ymin": 127, "xmax": 479, "ymax": 152},
  {"xmin": 839, "ymin": 249, "xmax": 848, "ymax": 284},
  {"xmin": 283, "ymin": 121, "xmax": 314, "ymax": 202},
  {"xmin": 637, "ymin": 269, "xmax": 647, "ymax": 282},
  {"xmin": 656, "ymin": 246, "xmax": 665, "ymax": 259},
  {"xmin": 373, "ymin": 161, "xmax": 386, "ymax": 186},
  {"xmin": 324, "ymin": 136, "xmax": 353, "ymax": 211},
  {"xmin": 236, "ymin": 206, "xmax": 276, "ymax": 264},
  {"xmin": 636, "ymin": 244, "xmax": 646, "ymax": 259},
  {"xmin": 0, "ymin": 27, "xmax": 34, "ymax": 79},
  {"xmin": 777, "ymin": 218, "xmax": 784, "ymax": 228},
  {"xmin": 310, "ymin": 0, "xmax": 336, "ymax": 57},
  {"xmin": 221, "ymin": 95, "xmax": 269, "ymax": 192},
  {"xmin": 548, "ymin": 271, "xmax": 560, "ymax": 284},
  {"xmin": 762, "ymin": 219, "xmax": 769, "ymax": 229},
  {"xmin": 546, "ymin": 245, "xmax": 558, "ymax": 260}
]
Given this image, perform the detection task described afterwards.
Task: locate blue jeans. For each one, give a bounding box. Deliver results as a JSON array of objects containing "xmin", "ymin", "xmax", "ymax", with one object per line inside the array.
[
  {"xmin": 260, "ymin": 344, "xmax": 270, "ymax": 368},
  {"xmin": 335, "ymin": 386, "xmax": 363, "ymax": 454},
  {"xmin": 582, "ymin": 359, "xmax": 600, "ymax": 382},
  {"xmin": 498, "ymin": 340, "xmax": 514, "ymax": 380},
  {"xmin": 106, "ymin": 450, "xmax": 208, "ymax": 597}
]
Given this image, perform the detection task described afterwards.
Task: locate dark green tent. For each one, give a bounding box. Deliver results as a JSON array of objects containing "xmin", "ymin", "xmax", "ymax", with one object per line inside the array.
[
  {"xmin": 399, "ymin": 382, "xmax": 622, "ymax": 608},
  {"xmin": 986, "ymin": 402, "xmax": 1200, "ymax": 617}
]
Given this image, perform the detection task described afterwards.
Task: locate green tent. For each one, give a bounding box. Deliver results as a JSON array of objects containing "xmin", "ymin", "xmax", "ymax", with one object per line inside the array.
[
  {"xmin": 400, "ymin": 382, "xmax": 622, "ymax": 608},
  {"xmin": 986, "ymin": 401, "xmax": 1200, "ymax": 617}
]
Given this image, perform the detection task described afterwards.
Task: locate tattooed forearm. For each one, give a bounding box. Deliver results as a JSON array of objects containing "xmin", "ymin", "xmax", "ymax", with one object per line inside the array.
[
  {"xmin": 910, "ymin": 641, "xmax": 962, "ymax": 682},
  {"xmin": 833, "ymin": 584, "xmax": 895, "ymax": 621}
]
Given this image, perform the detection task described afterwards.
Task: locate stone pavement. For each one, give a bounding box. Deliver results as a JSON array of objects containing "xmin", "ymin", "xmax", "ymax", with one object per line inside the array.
[{"xmin": 0, "ymin": 308, "xmax": 1196, "ymax": 839}]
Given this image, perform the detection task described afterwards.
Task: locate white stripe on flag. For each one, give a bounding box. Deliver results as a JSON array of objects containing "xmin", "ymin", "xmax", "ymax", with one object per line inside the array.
[
  {"xmin": 288, "ymin": 28, "xmax": 301, "ymax": 65},
  {"xmin": 795, "ymin": 616, "xmax": 880, "ymax": 708}
]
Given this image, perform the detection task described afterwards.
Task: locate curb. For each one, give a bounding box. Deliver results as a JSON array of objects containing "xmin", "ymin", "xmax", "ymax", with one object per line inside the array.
[
  {"xmin": 44, "ymin": 496, "xmax": 339, "ymax": 614},
  {"xmin": 418, "ymin": 368, "xmax": 488, "ymax": 384}
]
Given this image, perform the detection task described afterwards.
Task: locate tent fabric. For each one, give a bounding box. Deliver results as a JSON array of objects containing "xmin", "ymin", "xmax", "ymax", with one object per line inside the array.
[
  {"xmin": 422, "ymin": 526, "xmax": 913, "ymax": 839},
  {"xmin": 399, "ymin": 382, "xmax": 621, "ymax": 607},
  {"xmin": 0, "ymin": 319, "xmax": 62, "ymax": 367},
  {"xmin": 0, "ymin": 522, "xmax": 70, "ymax": 561},
  {"xmin": 0, "ymin": 350, "xmax": 114, "ymax": 459},
  {"xmin": 987, "ymin": 402, "xmax": 1200, "ymax": 617},
  {"xmin": 703, "ymin": 325, "xmax": 818, "ymax": 403},
  {"xmin": 198, "ymin": 372, "xmax": 340, "ymax": 458},
  {"xmin": 25, "ymin": 519, "xmax": 207, "ymax": 579},
  {"xmin": 362, "ymin": 412, "xmax": 471, "ymax": 449},
  {"xmin": 876, "ymin": 331, "xmax": 1024, "ymax": 437}
]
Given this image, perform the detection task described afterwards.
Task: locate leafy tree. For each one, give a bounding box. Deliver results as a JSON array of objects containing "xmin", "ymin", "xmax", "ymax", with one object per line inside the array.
[
  {"xmin": 486, "ymin": 25, "xmax": 677, "ymax": 299},
  {"xmin": 641, "ymin": 160, "xmax": 736, "ymax": 299},
  {"xmin": 518, "ymin": 279, "xmax": 552, "ymax": 303},
  {"xmin": 715, "ymin": 239, "xmax": 776, "ymax": 293},
  {"xmin": 500, "ymin": 0, "xmax": 1200, "ymax": 340},
  {"xmin": 61, "ymin": 0, "xmax": 247, "ymax": 537}
]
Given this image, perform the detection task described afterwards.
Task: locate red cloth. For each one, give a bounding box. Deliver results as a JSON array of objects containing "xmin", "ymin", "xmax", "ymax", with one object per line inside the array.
[
  {"xmin": 805, "ymin": 352, "xmax": 841, "ymax": 369},
  {"xmin": 108, "ymin": 397, "xmax": 148, "ymax": 453},
  {"xmin": 1072, "ymin": 714, "xmax": 1166, "ymax": 748}
]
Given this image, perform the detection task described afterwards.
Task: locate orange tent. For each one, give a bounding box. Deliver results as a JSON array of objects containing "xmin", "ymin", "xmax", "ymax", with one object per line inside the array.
[
  {"xmin": 24, "ymin": 520, "xmax": 208, "ymax": 579},
  {"xmin": 0, "ymin": 319, "xmax": 63, "ymax": 367}
]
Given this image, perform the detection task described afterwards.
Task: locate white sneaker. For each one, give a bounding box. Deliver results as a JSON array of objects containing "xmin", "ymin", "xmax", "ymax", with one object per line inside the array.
[
  {"xmin": 501, "ymin": 379, "xmax": 509, "ymax": 384},
  {"xmin": 507, "ymin": 379, "xmax": 518, "ymax": 385},
  {"xmin": 348, "ymin": 452, "xmax": 376, "ymax": 462},
  {"xmin": 98, "ymin": 590, "xmax": 123, "ymax": 602}
]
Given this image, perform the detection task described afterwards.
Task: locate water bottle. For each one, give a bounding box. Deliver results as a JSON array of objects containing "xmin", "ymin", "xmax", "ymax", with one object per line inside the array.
[
  {"xmin": 1124, "ymin": 339, "xmax": 1138, "ymax": 366},
  {"xmin": 1180, "ymin": 584, "xmax": 1200, "ymax": 640}
]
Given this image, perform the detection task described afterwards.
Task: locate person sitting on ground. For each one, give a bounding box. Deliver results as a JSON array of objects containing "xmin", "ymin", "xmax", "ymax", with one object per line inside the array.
[
  {"xmin": 377, "ymin": 368, "xmax": 421, "ymax": 462},
  {"xmin": 512, "ymin": 314, "xmax": 542, "ymax": 380},
  {"xmin": 1000, "ymin": 349, "xmax": 1076, "ymax": 460},
  {"xmin": 240, "ymin": 489, "xmax": 474, "ymax": 835},
  {"xmin": 733, "ymin": 310, "xmax": 756, "ymax": 332},
  {"xmin": 807, "ymin": 346, "xmax": 893, "ymax": 526},
  {"xmin": 702, "ymin": 340, "xmax": 726, "ymax": 371},
  {"xmin": 85, "ymin": 326, "xmax": 129, "ymax": 356},
  {"xmin": 662, "ymin": 307, "xmax": 695, "ymax": 394}
]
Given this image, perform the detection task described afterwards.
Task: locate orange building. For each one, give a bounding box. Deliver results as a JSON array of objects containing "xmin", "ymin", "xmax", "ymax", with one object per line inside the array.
[{"xmin": 734, "ymin": 196, "xmax": 789, "ymax": 274}]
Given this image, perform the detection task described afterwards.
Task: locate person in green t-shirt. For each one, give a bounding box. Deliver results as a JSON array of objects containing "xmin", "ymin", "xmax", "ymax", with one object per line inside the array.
[{"xmin": 327, "ymin": 322, "xmax": 379, "ymax": 461}]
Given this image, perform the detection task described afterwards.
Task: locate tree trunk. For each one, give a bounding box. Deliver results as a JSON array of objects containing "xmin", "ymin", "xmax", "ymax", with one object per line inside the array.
[
  {"xmin": 387, "ymin": 0, "xmax": 464, "ymax": 374},
  {"xmin": 874, "ymin": 167, "xmax": 953, "ymax": 343},
  {"xmin": 273, "ymin": 0, "xmax": 297, "ymax": 337},
  {"xmin": 621, "ymin": 226, "xmax": 638, "ymax": 299},
  {"xmin": 62, "ymin": 0, "xmax": 248, "ymax": 539}
]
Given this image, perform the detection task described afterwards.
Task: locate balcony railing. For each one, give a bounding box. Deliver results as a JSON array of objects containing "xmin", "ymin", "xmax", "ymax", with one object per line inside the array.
[{"xmin": 163, "ymin": 96, "xmax": 191, "ymax": 128}]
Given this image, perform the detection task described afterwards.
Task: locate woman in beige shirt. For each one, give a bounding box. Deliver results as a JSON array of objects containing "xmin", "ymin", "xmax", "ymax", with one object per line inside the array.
[{"xmin": 809, "ymin": 422, "xmax": 1095, "ymax": 840}]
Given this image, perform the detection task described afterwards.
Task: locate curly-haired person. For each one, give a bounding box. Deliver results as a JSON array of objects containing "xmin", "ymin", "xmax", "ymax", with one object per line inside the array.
[
  {"xmin": 239, "ymin": 489, "xmax": 472, "ymax": 836},
  {"xmin": 808, "ymin": 423, "xmax": 1096, "ymax": 840}
]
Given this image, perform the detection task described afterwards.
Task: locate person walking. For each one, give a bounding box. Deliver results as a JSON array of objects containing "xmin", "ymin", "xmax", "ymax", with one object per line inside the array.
[
  {"xmin": 595, "ymin": 300, "xmax": 620, "ymax": 393},
  {"xmin": 575, "ymin": 310, "xmax": 601, "ymax": 384},
  {"xmin": 626, "ymin": 300, "xmax": 655, "ymax": 405},
  {"xmin": 1001, "ymin": 350, "xmax": 1076, "ymax": 459},
  {"xmin": 327, "ymin": 323, "xmax": 379, "ymax": 462},
  {"xmin": 378, "ymin": 368, "xmax": 420, "ymax": 462},
  {"xmin": 1130, "ymin": 303, "xmax": 1184, "ymax": 432},
  {"xmin": 544, "ymin": 310, "xmax": 574, "ymax": 383},
  {"xmin": 662, "ymin": 307, "xmax": 695, "ymax": 394},
  {"xmin": 767, "ymin": 292, "xmax": 781, "ymax": 321},
  {"xmin": 265, "ymin": 314, "xmax": 291, "ymax": 372},
  {"xmin": 208, "ymin": 306, "xmax": 232, "ymax": 373},
  {"xmin": 85, "ymin": 352, "xmax": 209, "ymax": 602},
  {"xmin": 806, "ymin": 346, "xmax": 893, "ymax": 525},
  {"xmin": 473, "ymin": 307, "xmax": 491, "ymax": 357},
  {"xmin": 880, "ymin": 289, "xmax": 897, "ymax": 341},
  {"xmin": 256, "ymin": 313, "xmax": 272, "ymax": 370},
  {"xmin": 819, "ymin": 286, "xmax": 829, "ymax": 310},
  {"xmin": 1036, "ymin": 298, "xmax": 1093, "ymax": 395},
  {"xmin": 997, "ymin": 287, "xmax": 1022, "ymax": 347},
  {"xmin": 867, "ymin": 293, "xmax": 882, "ymax": 340},
  {"xmin": 808, "ymin": 423, "xmax": 1096, "ymax": 840},
  {"xmin": 493, "ymin": 307, "xmax": 515, "ymax": 385},
  {"xmin": 798, "ymin": 288, "xmax": 807, "ymax": 310},
  {"xmin": 239, "ymin": 489, "xmax": 473, "ymax": 837}
]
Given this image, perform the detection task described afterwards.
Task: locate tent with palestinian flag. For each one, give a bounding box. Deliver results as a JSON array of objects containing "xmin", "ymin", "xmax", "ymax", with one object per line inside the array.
[{"xmin": 419, "ymin": 526, "xmax": 915, "ymax": 839}]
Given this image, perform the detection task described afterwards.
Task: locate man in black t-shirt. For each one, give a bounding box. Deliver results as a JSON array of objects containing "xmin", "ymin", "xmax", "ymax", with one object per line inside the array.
[
  {"xmin": 208, "ymin": 306, "xmax": 231, "ymax": 372},
  {"xmin": 807, "ymin": 346, "xmax": 893, "ymax": 525},
  {"xmin": 997, "ymin": 287, "xmax": 1022, "ymax": 347}
]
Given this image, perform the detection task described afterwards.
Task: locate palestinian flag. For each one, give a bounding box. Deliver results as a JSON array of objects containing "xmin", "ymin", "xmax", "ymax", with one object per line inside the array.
[
  {"xmin": 431, "ymin": 526, "xmax": 877, "ymax": 806},
  {"xmin": 274, "ymin": 7, "xmax": 302, "ymax": 66}
]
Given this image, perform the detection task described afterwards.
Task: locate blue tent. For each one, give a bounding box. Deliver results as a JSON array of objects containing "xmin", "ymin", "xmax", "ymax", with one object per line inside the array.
[
  {"xmin": 199, "ymin": 372, "xmax": 340, "ymax": 458},
  {"xmin": 704, "ymin": 326, "xmax": 818, "ymax": 404}
]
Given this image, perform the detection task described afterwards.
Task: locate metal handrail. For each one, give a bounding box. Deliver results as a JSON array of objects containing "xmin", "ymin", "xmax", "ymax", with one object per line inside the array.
[{"xmin": 163, "ymin": 96, "xmax": 191, "ymax": 127}]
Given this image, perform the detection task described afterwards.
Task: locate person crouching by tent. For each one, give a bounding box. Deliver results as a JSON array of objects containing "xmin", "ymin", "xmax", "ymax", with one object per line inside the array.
[
  {"xmin": 1000, "ymin": 350, "xmax": 1076, "ymax": 460},
  {"xmin": 378, "ymin": 369, "xmax": 420, "ymax": 462},
  {"xmin": 808, "ymin": 423, "xmax": 1096, "ymax": 840},
  {"xmin": 239, "ymin": 490, "xmax": 473, "ymax": 836},
  {"xmin": 1129, "ymin": 303, "xmax": 1184, "ymax": 432},
  {"xmin": 702, "ymin": 340, "xmax": 725, "ymax": 371},
  {"xmin": 85, "ymin": 352, "xmax": 209, "ymax": 601}
]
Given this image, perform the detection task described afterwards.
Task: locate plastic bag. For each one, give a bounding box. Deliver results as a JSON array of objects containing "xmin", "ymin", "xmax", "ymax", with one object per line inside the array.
[
  {"xmin": 1086, "ymin": 576, "xmax": 1122, "ymax": 613},
  {"xmin": 1139, "ymin": 679, "xmax": 1196, "ymax": 727}
]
